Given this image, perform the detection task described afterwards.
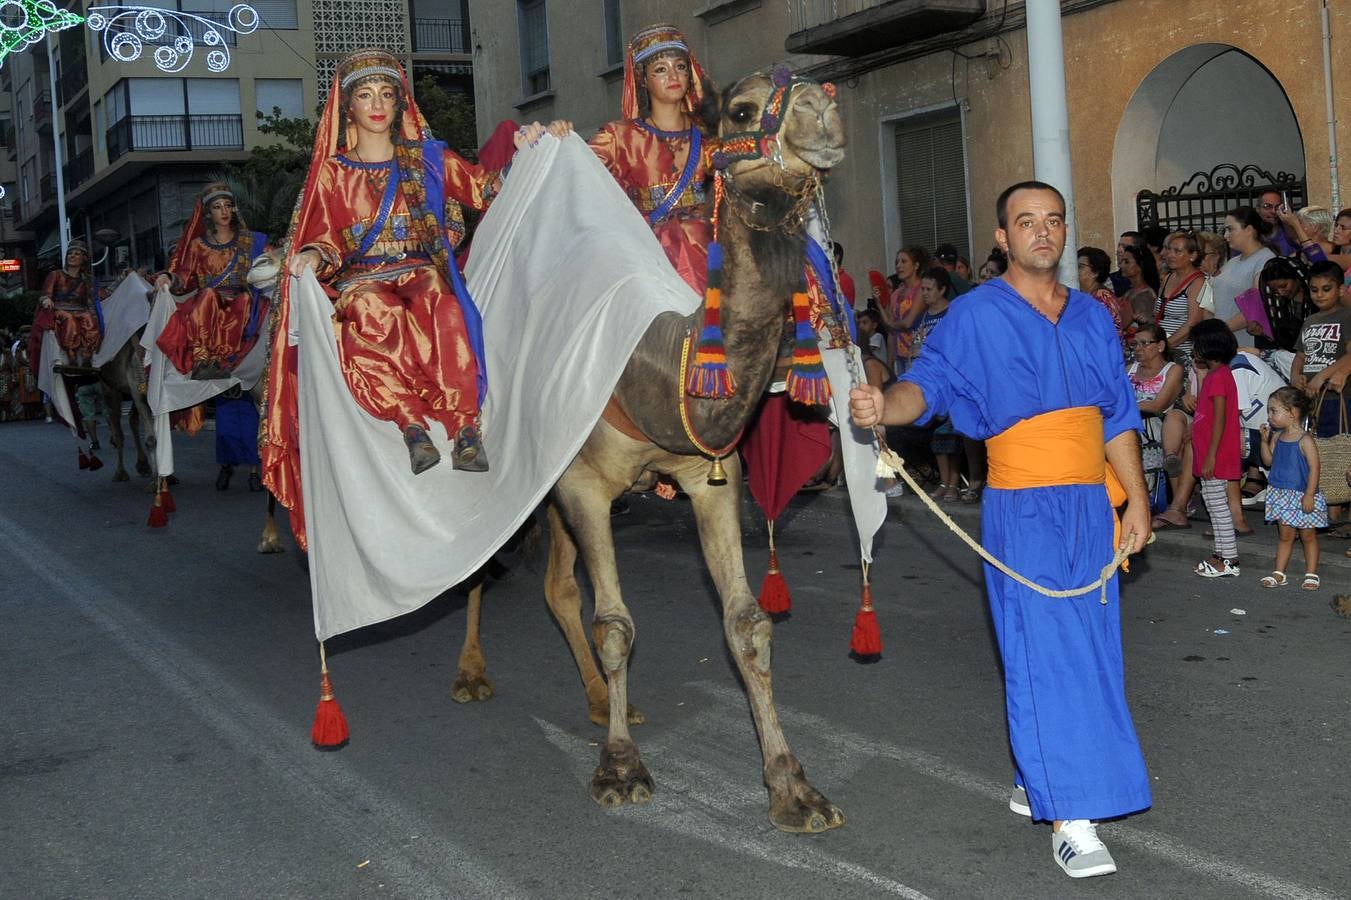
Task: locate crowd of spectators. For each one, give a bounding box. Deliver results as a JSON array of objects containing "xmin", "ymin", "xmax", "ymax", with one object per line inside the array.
[
  {"xmin": 852, "ymin": 191, "xmax": 1351, "ymax": 587},
  {"xmin": 0, "ymin": 327, "xmax": 46, "ymax": 423}
]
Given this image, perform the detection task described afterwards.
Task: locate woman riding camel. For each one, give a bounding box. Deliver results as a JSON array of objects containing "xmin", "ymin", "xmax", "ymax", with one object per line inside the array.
[
  {"xmin": 36, "ymin": 241, "xmax": 100, "ymax": 368},
  {"xmin": 264, "ymin": 48, "xmax": 546, "ymax": 542},
  {"xmin": 154, "ymin": 183, "xmax": 270, "ymax": 380}
]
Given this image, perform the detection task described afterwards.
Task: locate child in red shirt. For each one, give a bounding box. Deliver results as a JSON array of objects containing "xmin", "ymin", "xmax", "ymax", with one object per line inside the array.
[{"xmin": 1191, "ymin": 319, "xmax": 1244, "ymax": 577}]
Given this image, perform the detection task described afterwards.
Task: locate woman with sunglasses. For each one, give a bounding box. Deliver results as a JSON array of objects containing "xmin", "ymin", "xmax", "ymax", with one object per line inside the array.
[{"xmin": 1131, "ymin": 325, "xmax": 1190, "ymax": 528}]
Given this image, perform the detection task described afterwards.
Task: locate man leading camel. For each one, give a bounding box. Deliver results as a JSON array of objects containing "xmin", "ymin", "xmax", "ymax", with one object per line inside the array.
[{"xmin": 850, "ymin": 181, "xmax": 1152, "ymax": 879}]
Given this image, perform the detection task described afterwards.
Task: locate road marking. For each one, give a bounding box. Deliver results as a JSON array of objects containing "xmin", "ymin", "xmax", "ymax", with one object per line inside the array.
[
  {"xmin": 534, "ymin": 717, "xmax": 935, "ymax": 900},
  {"xmin": 0, "ymin": 511, "xmax": 522, "ymax": 900},
  {"xmin": 691, "ymin": 680, "xmax": 1341, "ymax": 900}
]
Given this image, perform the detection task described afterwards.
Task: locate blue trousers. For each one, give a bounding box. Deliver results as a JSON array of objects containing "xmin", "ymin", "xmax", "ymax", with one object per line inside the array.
[
  {"xmin": 215, "ymin": 395, "xmax": 260, "ymax": 466},
  {"xmin": 982, "ymin": 482, "xmax": 1152, "ymax": 822}
]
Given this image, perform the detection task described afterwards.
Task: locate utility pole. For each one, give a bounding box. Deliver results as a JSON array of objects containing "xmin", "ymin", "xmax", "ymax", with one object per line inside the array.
[{"xmin": 1025, "ymin": 0, "xmax": 1078, "ymax": 287}]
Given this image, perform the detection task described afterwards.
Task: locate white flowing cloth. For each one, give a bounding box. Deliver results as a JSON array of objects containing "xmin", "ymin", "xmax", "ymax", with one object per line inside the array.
[
  {"xmin": 296, "ymin": 133, "xmax": 886, "ymax": 642},
  {"xmin": 140, "ymin": 285, "xmax": 269, "ymax": 476},
  {"xmin": 36, "ymin": 332, "xmax": 78, "ymax": 439},
  {"xmin": 91, "ymin": 272, "xmax": 153, "ymax": 369}
]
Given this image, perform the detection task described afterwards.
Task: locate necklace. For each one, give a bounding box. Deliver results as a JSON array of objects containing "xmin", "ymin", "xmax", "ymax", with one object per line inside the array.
[
  {"xmin": 351, "ymin": 145, "xmax": 391, "ymax": 198},
  {"xmin": 637, "ymin": 117, "xmax": 692, "ymax": 174}
]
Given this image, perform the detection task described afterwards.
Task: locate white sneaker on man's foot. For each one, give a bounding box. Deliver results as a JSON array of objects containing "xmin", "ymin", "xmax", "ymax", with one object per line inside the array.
[
  {"xmin": 1052, "ymin": 820, "xmax": 1117, "ymax": 878},
  {"xmin": 1009, "ymin": 785, "xmax": 1031, "ymax": 817}
]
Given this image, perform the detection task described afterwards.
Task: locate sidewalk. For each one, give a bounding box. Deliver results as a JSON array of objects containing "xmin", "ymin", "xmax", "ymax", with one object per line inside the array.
[{"xmin": 795, "ymin": 483, "xmax": 1351, "ymax": 574}]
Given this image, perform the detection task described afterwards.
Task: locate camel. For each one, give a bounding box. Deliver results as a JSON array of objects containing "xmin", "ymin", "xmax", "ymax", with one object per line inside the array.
[
  {"xmin": 98, "ymin": 335, "xmax": 155, "ymax": 484},
  {"xmin": 460, "ymin": 70, "xmax": 848, "ymax": 832}
]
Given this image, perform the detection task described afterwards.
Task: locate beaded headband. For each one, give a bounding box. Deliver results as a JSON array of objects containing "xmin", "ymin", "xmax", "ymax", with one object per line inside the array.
[
  {"xmin": 633, "ymin": 39, "xmax": 688, "ymax": 65},
  {"xmin": 341, "ymin": 65, "xmax": 403, "ymax": 90},
  {"xmin": 202, "ymin": 189, "xmax": 234, "ymax": 207}
]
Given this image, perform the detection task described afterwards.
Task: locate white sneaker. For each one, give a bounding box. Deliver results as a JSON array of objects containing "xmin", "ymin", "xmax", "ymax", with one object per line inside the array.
[
  {"xmin": 884, "ymin": 482, "xmax": 905, "ymax": 498},
  {"xmin": 1009, "ymin": 785, "xmax": 1031, "ymax": 817},
  {"xmin": 1241, "ymin": 487, "xmax": 1268, "ymax": 508},
  {"xmin": 1052, "ymin": 820, "xmax": 1117, "ymax": 878}
]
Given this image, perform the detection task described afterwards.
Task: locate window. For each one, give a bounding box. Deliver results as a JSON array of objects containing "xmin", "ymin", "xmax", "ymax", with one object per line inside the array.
[
  {"xmin": 893, "ymin": 109, "xmax": 969, "ymax": 258},
  {"xmin": 517, "ymin": 0, "xmax": 550, "ymax": 95},
  {"xmin": 244, "ymin": 0, "xmax": 298, "ymax": 29},
  {"xmin": 603, "ymin": 0, "xmax": 622, "ymax": 67},
  {"xmin": 0, "ymin": 114, "xmax": 11, "ymax": 149},
  {"xmin": 255, "ymin": 79, "xmax": 303, "ymax": 119},
  {"xmin": 20, "ymin": 160, "xmax": 32, "ymax": 203}
]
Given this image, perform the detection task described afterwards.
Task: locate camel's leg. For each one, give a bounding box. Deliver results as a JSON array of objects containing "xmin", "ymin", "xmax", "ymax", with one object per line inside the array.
[
  {"xmin": 553, "ymin": 461, "xmax": 652, "ymax": 808},
  {"xmin": 130, "ymin": 387, "xmax": 154, "ymax": 478},
  {"xmin": 451, "ymin": 569, "xmax": 494, "ymax": 702},
  {"xmin": 105, "ymin": 385, "xmax": 130, "ymax": 482},
  {"xmin": 544, "ymin": 503, "xmax": 644, "ymax": 727},
  {"xmin": 675, "ymin": 452, "xmax": 844, "ymax": 833},
  {"xmin": 257, "ymin": 491, "xmax": 285, "ymax": 554}
]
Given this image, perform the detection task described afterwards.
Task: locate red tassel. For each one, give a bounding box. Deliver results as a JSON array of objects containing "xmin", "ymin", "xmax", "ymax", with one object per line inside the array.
[
  {"xmin": 850, "ymin": 583, "xmax": 883, "ymax": 657},
  {"xmin": 758, "ymin": 549, "xmax": 792, "ymax": 614},
  {"xmin": 311, "ymin": 672, "xmax": 350, "ymax": 750},
  {"xmin": 78, "ymin": 450, "xmax": 90, "ymax": 470},
  {"xmin": 147, "ymin": 503, "xmax": 168, "ymax": 528},
  {"xmin": 87, "ymin": 454, "xmax": 104, "ymax": 471},
  {"xmin": 160, "ymin": 490, "xmax": 176, "ymax": 514}
]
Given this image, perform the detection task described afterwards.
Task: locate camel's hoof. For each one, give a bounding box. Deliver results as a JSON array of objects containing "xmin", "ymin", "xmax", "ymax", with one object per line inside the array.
[
  {"xmin": 256, "ymin": 537, "xmax": 284, "ymax": 555},
  {"xmin": 765, "ymin": 753, "xmax": 845, "ymax": 834},
  {"xmin": 590, "ymin": 739, "xmax": 653, "ymax": 809},
  {"xmin": 587, "ymin": 702, "xmax": 645, "ymax": 727},
  {"xmin": 136, "ymin": 461, "xmax": 152, "ymax": 476},
  {"xmin": 113, "ymin": 470, "xmax": 129, "ymax": 483},
  {"xmin": 450, "ymin": 673, "xmax": 494, "ymax": 703}
]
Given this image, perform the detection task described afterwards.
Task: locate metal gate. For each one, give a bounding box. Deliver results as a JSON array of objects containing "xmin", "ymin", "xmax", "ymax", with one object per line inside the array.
[{"xmin": 1136, "ymin": 164, "xmax": 1306, "ymax": 233}]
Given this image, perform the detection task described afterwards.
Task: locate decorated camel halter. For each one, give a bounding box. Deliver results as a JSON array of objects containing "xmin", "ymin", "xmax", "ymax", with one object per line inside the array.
[{"xmin": 684, "ymin": 66, "xmax": 833, "ymax": 407}]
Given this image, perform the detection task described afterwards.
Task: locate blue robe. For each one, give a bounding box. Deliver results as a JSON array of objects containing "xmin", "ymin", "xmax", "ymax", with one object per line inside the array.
[{"xmin": 902, "ymin": 278, "xmax": 1151, "ymax": 822}]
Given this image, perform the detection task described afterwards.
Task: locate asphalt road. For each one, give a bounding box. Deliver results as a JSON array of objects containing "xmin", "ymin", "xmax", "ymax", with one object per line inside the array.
[{"xmin": 2, "ymin": 417, "xmax": 1348, "ymax": 899}]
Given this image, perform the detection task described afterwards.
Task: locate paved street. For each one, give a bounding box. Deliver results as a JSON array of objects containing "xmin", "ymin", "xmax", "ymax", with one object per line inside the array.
[{"xmin": 2, "ymin": 417, "xmax": 1348, "ymax": 899}]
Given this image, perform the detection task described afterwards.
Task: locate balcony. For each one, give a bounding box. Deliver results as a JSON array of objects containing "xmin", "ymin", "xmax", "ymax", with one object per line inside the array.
[
  {"xmin": 63, "ymin": 147, "xmax": 94, "ymax": 190},
  {"xmin": 34, "ymin": 90, "xmax": 52, "ymax": 128},
  {"xmin": 106, "ymin": 114, "xmax": 244, "ymax": 162},
  {"xmin": 58, "ymin": 64, "xmax": 88, "ymax": 107},
  {"xmin": 413, "ymin": 17, "xmax": 470, "ymax": 53},
  {"xmin": 40, "ymin": 172, "xmax": 55, "ymax": 203},
  {"xmin": 786, "ymin": 0, "xmax": 986, "ymax": 57}
]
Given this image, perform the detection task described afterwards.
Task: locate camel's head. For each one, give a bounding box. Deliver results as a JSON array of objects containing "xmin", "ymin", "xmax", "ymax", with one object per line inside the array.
[
  {"xmin": 247, "ymin": 249, "xmax": 284, "ymax": 293},
  {"xmin": 709, "ymin": 66, "xmax": 846, "ymax": 185}
]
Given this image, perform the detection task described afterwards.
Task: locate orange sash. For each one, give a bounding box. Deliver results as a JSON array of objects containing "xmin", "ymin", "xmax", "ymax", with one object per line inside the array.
[{"xmin": 986, "ymin": 406, "xmax": 1128, "ymax": 561}]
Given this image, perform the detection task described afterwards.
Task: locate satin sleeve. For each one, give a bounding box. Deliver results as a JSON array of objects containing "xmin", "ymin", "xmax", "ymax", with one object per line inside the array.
[
  {"xmin": 296, "ymin": 161, "xmax": 346, "ymax": 281},
  {"xmin": 39, "ymin": 270, "xmax": 58, "ymax": 299},
  {"xmin": 168, "ymin": 240, "xmax": 208, "ymax": 293},
  {"xmin": 587, "ymin": 124, "xmax": 623, "ymax": 180},
  {"xmin": 442, "ymin": 149, "xmax": 503, "ymax": 213}
]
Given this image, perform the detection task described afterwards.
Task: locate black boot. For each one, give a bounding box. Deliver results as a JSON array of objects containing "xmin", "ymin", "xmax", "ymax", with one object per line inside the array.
[
  {"xmin": 404, "ymin": 425, "xmax": 441, "ymax": 475},
  {"xmin": 216, "ymin": 465, "xmax": 233, "ymax": 491}
]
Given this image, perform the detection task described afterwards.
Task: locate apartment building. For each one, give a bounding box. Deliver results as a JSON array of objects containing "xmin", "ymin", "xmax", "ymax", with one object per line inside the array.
[
  {"xmin": 468, "ymin": 0, "xmax": 1347, "ymax": 278},
  {"xmin": 4, "ymin": 0, "xmax": 473, "ymax": 283}
]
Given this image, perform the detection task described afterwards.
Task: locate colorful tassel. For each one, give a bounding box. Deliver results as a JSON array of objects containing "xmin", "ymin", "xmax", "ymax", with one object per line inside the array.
[
  {"xmin": 87, "ymin": 454, "xmax": 103, "ymax": 472},
  {"xmin": 160, "ymin": 489, "xmax": 176, "ymax": 514},
  {"xmin": 850, "ymin": 581, "xmax": 883, "ymax": 658},
  {"xmin": 147, "ymin": 501, "xmax": 168, "ymax": 528},
  {"xmin": 757, "ymin": 521, "xmax": 791, "ymax": 614},
  {"xmin": 311, "ymin": 643, "xmax": 350, "ymax": 751},
  {"xmin": 785, "ymin": 285, "xmax": 830, "ymax": 405},
  {"xmin": 685, "ymin": 242, "xmax": 737, "ymax": 399}
]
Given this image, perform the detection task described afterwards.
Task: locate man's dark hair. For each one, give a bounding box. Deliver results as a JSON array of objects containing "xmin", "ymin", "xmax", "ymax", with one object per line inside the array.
[
  {"xmin": 832, "ymin": 241, "xmax": 844, "ymax": 265},
  {"xmin": 1119, "ymin": 230, "xmax": 1142, "ymax": 243},
  {"xmin": 1141, "ymin": 225, "xmax": 1168, "ymax": 253},
  {"xmin": 995, "ymin": 180, "xmax": 1065, "ymax": 229},
  {"xmin": 1190, "ymin": 318, "xmax": 1238, "ymax": 365},
  {"xmin": 934, "ymin": 242, "xmax": 959, "ymax": 263}
]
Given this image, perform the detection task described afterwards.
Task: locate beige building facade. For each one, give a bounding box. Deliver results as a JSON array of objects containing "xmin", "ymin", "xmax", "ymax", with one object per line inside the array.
[{"xmin": 469, "ymin": 0, "xmax": 1348, "ymax": 278}]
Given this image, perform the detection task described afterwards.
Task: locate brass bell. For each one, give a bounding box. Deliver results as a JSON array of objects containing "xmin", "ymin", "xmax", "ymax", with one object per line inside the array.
[{"xmin": 706, "ymin": 456, "xmax": 728, "ymax": 485}]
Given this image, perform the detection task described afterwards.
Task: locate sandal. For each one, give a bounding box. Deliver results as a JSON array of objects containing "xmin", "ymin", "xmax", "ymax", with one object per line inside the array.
[
  {"xmin": 1195, "ymin": 555, "xmax": 1240, "ymax": 578},
  {"xmin": 1151, "ymin": 510, "xmax": 1191, "ymax": 530},
  {"xmin": 1302, "ymin": 573, "xmax": 1321, "ymax": 591},
  {"xmin": 959, "ymin": 482, "xmax": 983, "ymax": 503},
  {"xmin": 928, "ymin": 482, "xmax": 952, "ymax": 500},
  {"xmin": 1260, "ymin": 571, "xmax": 1288, "ymax": 588}
]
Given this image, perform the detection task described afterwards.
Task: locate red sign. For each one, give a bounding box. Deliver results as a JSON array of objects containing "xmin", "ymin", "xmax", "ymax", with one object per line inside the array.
[{"xmin": 0, "ymin": 259, "xmax": 20, "ymax": 273}]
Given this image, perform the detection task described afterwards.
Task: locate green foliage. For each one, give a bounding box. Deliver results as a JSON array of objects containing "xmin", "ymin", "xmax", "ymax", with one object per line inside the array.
[
  {"xmin": 218, "ymin": 107, "xmax": 315, "ymax": 242},
  {"xmin": 413, "ymin": 75, "xmax": 478, "ymax": 161}
]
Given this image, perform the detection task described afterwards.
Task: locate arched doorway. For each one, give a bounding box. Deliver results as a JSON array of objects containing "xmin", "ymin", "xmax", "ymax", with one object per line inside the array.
[{"xmin": 1111, "ymin": 44, "xmax": 1305, "ymax": 237}]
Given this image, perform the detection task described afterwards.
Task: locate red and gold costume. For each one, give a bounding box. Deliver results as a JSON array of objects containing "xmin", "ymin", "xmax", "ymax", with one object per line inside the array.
[
  {"xmin": 41, "ymin": 268, "xmax": 100, "ymax": 359},
  {"xmin": 590, "ymin": 24, "xmax": 714, "ymax": 295},
  {"xmin": 263, "ymin": 49, "xmax": 502, "ymax": 547},
  {"xmin": 156, "ymin": 185, "xmax": 269, "ymax": 376}
]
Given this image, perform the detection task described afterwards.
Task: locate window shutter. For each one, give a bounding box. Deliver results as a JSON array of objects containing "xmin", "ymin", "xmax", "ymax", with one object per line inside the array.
[{"xmin": 893, "ymin": 110, "xmax": 969, "ymax": 258}]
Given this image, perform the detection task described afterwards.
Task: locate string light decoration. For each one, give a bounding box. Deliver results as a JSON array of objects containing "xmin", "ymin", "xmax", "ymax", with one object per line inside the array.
[
  {"xmin": 87, "ymin": 3, "xmax": 258, "ymax": 73},
  {"xmin": 0, "ymin": 1, "xmax": 83, "ymax": 60}
]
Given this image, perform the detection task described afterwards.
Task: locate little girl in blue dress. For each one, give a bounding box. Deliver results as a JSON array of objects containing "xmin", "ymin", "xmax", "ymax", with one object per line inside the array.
[{"xmin": 1259, "ymin": 386, "xmax": 1325, "ymax": 590}]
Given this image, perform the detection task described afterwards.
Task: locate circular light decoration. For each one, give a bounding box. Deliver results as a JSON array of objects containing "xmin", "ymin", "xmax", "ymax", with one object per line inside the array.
[
  {"xmin": 87, "ymin": 4, "xmax": 259, "ymax": 73},
  {"xmin": 0, "ymin": 0, "xmax": 85, "ymax": 66}
]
